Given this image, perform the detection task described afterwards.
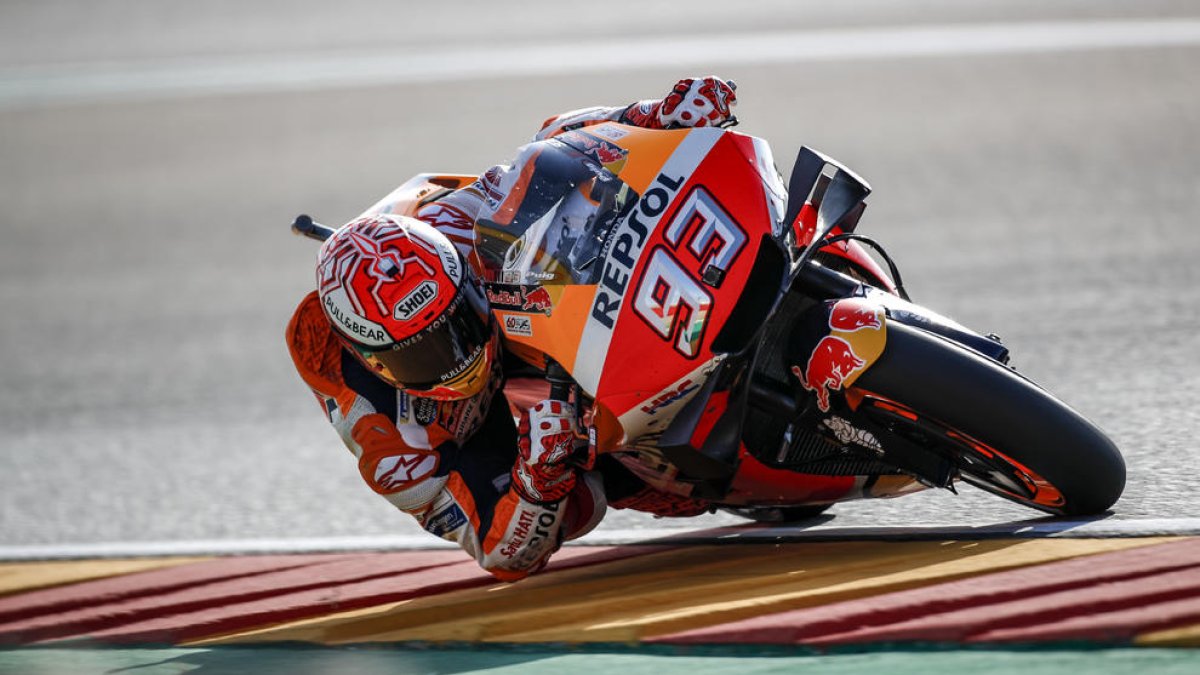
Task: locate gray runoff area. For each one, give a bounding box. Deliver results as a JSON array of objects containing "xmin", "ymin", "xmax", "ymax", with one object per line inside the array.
[{"xmin": 1, "ymin": 0, "xmax": 1199, "ymax": 547}]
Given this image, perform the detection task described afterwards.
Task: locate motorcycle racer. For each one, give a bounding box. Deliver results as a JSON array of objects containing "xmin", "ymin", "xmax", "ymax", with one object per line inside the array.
[{"xmin": 286, "ymin": 77, "xmax": 737, "ymax": 581}]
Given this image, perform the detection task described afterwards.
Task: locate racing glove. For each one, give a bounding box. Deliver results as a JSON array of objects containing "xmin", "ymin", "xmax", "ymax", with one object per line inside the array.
[
  {"xmin": 622, "ymin": 76, "xmax": 738, "ymax": 129},
  {"xmin": 512, "ymin": 400, "xmax": 579, "ymax": 504}
]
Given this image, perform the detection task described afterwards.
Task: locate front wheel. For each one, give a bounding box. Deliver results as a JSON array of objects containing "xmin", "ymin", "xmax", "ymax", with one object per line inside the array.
[{"xmin": 850, "ymin": 323, "xmax": 1125, "ymax": 516}]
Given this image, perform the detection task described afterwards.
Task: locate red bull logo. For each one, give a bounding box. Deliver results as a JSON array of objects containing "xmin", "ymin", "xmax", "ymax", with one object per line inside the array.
[
  {"xmin": 560, "ymin": 131, "xmax": 629, "ymax": 170},
  {"xmin": 591, "ymin": 141, "xmax": 626, "ymax": 165},
  {"xmin": 791, "ymin": 298, "xmax": 887, "ymax": 412},
  {"xmin": 522, "ymin": 286, "xmax": 553, "ymax": 314},
  {"xmin": 792, "ymin": 336, "xmax": 866, "ymax": 412},
  {"xmin": 829, "ymin": 300, "xmax": 884, "ymax": 332},
  {"xmin": 485, "ymin": 283, "xmax": 553, "ymax": 315}
]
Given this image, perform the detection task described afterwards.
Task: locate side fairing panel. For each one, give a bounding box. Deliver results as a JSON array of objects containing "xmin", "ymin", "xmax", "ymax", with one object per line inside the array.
[{"xmin": 577, "ymin": 130, "xmax": 778, "ymax": 445}]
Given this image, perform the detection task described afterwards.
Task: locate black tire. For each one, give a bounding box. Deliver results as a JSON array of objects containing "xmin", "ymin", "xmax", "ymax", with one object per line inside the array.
[
  {"xmin": 852, "ymin": 322, "xmax": 1125, "ymax": 516},
  {"xmin": 723, "ymin": 504, "xmax": 833, "ymax": 523}
]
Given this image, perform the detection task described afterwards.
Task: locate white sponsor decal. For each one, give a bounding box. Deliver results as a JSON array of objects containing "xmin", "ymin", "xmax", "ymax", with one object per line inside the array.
[
  {"xmin": 394, "ymin": 279, "xmax": 439, "ymax": 320},
  {"xmin": 824, "ymin": 415, "xmax": 883, "ymax": 451},
  {"xmin": 323, "ymin": 290, "xmax": 391, "ymax": 347},
  {"xmin": 500, "ymin": 501, "xmax": 560, "ymax": 562},
  {"xmin": 396, "ymin": 390, "xmax": 410, "ymax": 422},
  {"xmin": 591, "ymin": 124, "xmax": 629, "ymax": 141},
  {"xmin": 618, "ymin": 360, "xmax": 718, "ymax": 443},
  {"xmin": 436, "ymin": 237, "xmax": 463, "ymax": 284},
  {"xmin": 502, "ymin": 313, "xmax": 533, "ymax": 337}
]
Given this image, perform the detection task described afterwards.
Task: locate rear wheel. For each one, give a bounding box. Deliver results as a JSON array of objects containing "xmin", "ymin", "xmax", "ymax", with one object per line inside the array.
[{"xmin": 851, "ymin": 323, "xmax": 1125, "ymax": 516}]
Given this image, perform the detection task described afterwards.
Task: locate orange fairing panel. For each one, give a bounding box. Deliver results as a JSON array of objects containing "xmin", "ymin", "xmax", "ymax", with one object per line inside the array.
[
  {"xmin": 579, "ymin": 130, "xmax": 769, "ymax": 413},
  {"xmin": 363, "ymin": 174, "xmax": 477, "ymax": 219},
  {"xmin": 496, "ymin": 284, "xmax": 597, "ymax": 375},
  {"xmin": 586, "ymin": 124, "xmax": 689, "ymax": 195}
]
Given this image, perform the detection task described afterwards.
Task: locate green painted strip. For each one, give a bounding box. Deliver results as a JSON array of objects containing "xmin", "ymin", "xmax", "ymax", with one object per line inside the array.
[{"xmin": 3, "ymin": 645, "xmax": 1200, "ymax": 674}]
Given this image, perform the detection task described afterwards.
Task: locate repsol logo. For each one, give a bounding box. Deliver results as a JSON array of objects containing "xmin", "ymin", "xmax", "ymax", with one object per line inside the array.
[
  {"xmin": 591, "ymin": 171, "xmax": 684, "ymax": 329},
  {"xmin": 394, "ymin": 280, "xmax": 438, "ymax": 321}
]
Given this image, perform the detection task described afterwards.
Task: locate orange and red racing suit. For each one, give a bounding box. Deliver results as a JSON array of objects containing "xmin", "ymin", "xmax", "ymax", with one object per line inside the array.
[
  {"xmin": 286, "ymin": 103, "xmax": 714, "ymax": 581},
  {"xmin": 287, "ymin": 292, "xmax": 606, "ymax": 581}
]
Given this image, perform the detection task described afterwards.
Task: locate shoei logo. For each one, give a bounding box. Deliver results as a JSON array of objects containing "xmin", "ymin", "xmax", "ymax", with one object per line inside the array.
[{"xmin": 394, "ymin": 280, "xmax": 439, "ymax": 321}]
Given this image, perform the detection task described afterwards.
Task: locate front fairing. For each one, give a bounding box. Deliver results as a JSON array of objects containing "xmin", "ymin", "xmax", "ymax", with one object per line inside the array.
[
  {"xmin": 475, "ymin": 124, "xmax": 790, "ymax": 463},
  {"xmin": 473, "ymin": 137, "xmax": 640, "ymax": 286}
]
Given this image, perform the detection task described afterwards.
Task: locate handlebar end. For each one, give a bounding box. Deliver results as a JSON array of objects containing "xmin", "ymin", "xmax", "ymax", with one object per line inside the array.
[{"xmin": 291, "ymin": 214, "xmax": 335, "ymax": 242}]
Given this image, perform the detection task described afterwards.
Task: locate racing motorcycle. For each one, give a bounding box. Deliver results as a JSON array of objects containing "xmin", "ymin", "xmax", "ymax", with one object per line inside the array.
[{"xmin": 293, "ymin": 122, "xmax": 1125, "ymax": 520}]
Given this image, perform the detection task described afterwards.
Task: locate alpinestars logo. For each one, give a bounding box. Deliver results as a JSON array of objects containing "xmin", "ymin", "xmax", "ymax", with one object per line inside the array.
[
  {"xmin": 373, "ymin": 453, "xmax": 439, "ymax": 491},
  {"xmin": 710, "ymin": 81, "xmax": 733, "ymax": 116}
]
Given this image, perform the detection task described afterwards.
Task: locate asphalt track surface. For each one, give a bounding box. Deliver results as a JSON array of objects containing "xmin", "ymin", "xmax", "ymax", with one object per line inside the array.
[{"xmin": 1, "ymin": 0, "xmax": 1199, "ymax": 549}]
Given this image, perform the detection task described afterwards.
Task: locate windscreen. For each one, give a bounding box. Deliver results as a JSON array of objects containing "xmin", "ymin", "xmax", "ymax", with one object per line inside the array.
[{"xmin": 474, "ymin": 137, "xmax": 639, "ymax": 286}]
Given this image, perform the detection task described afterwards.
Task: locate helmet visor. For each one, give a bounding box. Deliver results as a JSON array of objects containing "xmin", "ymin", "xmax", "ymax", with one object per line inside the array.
[{"xmin": 351, "ymin": 280, "xmax": 494, "ymax": 396}]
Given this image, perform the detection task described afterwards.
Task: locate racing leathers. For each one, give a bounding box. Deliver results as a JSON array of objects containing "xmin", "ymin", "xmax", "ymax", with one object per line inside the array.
[
  {"xmin": 286, "ymin": 77, "xmax": 736, "ymax": 581},
  {"xmin": 287, "ymin": 297, "xmax": 606, "ymax": 581}
]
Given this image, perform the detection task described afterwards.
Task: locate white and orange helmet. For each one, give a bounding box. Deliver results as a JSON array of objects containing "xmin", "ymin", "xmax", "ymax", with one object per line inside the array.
[{"xmin": 316, "ymin": 213, "xmax": 495, "ymax": 400}]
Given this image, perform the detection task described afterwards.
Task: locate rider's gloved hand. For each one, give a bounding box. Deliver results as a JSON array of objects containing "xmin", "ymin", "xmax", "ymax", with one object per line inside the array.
[
  {"xmin": 622, "ymin": 76, "xmax": 738, "ymax": 129},
  {"xmin": 512, "ymin": 400, "xmax": 579, "ymax": 504}
]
